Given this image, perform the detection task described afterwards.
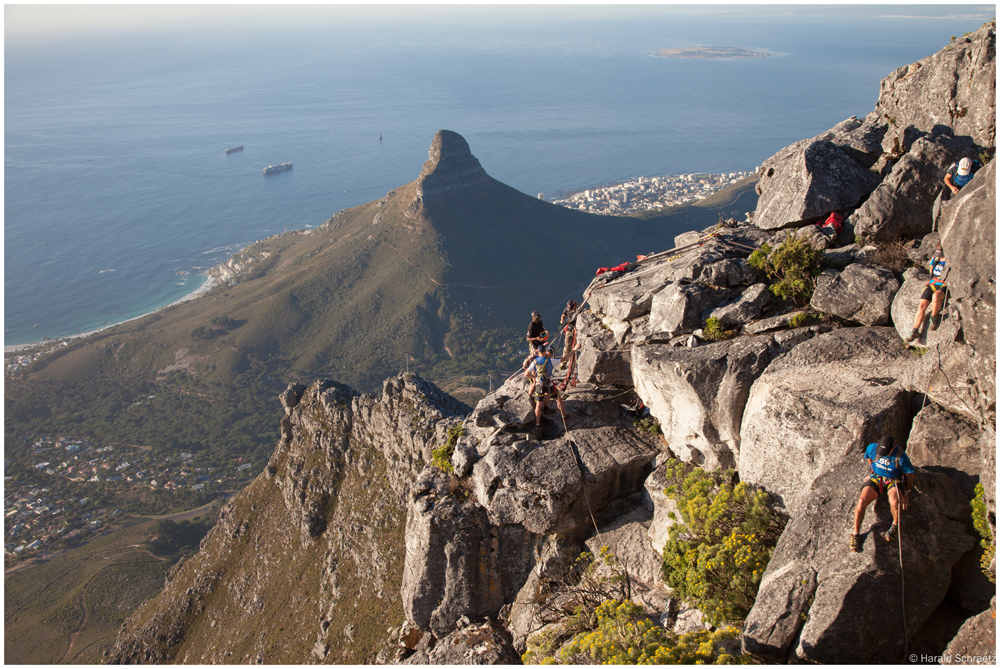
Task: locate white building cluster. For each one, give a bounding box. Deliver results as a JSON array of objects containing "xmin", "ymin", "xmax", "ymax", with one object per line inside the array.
[{"xmin": 550, "ymin": 171, "xmax": 753, "ymax": 215}]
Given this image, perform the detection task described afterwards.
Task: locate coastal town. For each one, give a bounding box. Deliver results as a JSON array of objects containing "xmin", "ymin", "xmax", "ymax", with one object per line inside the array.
[
  {"xmin": 4, "ymin": 434, "xmax": 255, "ymax": 564},
  {"xmin": 549, "ymin": 170, "xmax": 754, "ymax": 215}
]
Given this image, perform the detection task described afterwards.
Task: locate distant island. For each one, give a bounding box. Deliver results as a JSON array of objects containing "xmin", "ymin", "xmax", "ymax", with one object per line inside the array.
[{"xmin": 653, "ymin": 46, "xmax": 770, "ymax": 59}]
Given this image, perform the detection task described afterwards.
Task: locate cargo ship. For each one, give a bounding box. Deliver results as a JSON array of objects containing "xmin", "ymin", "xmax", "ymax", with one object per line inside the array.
[
  {"xmin": 263, "ymin": 162, "xmax": 292, "ymax": 175},
  {"xmin": 225, "ymin": 145, "xmax": 244, "ymax": 154}
]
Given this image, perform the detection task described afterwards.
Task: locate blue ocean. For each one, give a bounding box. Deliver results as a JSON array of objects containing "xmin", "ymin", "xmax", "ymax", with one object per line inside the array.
[{"xmin": 4, "ymin": 5, "xmax": 990, "ymax": 346}]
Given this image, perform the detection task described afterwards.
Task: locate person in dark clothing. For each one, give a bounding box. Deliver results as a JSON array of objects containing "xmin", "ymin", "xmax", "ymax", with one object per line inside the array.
[{"xmin": 526, "ymin": 311, "xmax": 547, "ymax": 351}]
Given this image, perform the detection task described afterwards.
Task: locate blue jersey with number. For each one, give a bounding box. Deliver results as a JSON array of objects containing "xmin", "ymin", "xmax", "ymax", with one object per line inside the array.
[{"xmin": 865, "ymin": 442, "xmax": 915, "ymax": 479}]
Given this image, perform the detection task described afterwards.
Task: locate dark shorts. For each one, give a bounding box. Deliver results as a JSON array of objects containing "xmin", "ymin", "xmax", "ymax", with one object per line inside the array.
[
  {"xmin": 534, "ymin": 383, "xmax": 559, "ymax": 400},
  {"xmin": 861, "ymin": 476, "xmax": 900, "ymax": 497},
  {"xmin": 921, "ymin": 284, "xmax": 945, "ymax": 301}
]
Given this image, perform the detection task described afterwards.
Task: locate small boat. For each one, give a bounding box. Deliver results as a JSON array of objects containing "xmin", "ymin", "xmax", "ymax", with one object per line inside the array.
[
  {"xmin": 225, "ymin": 146, "xmax": 244, "ymax": 154},
  {"xmin": 263, "ymin": 162, "xmax": 293, "ymax": 175}
]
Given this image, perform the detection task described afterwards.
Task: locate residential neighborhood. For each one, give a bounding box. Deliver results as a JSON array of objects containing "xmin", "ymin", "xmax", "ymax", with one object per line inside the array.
[
  {"xmin": 4, "ymin": 434, "xmax": 256, "ymax": 562},
  {"xmin": 550, "ymin": 170, "xmax": 753, "ymax": 215}
]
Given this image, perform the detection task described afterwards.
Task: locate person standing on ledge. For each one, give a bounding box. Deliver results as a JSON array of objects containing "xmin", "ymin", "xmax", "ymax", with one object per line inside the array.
[
  {"xmin": 526, "ymin": 310, "xmax": 547, "ymax": 352},
  {"xmin": 559, "ymin": 300, "xmax": 579, "ymax": 366},
  {"xmin": 850, "ymin": 435, "xmax": 915, "ymax": 552},
  {"xmin": 905, "ymin": 242, "xmax": 947, "ymax": 343},
  {"xmin": 525, "ymin": 347, "xmax": 566, "ymax": 434}
]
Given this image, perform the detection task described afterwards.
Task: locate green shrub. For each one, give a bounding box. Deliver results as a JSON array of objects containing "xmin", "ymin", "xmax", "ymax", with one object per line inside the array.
[
  {"xmin": 430, "ymin": 424, "xmax": 464, "ymax": 474},
  {"xmin": 660, "ymin": 459, "xmax": 785, "ymax": 625},
  {"xmin": 751, "ymin": 233, "xmax": 824, "ymax": 304},
  {"xmin": 787, "ymin": 312, "xmax": 811, "ymax": 328},
  {"xmin": 971, "ymin": 483, "xmax": 996, "ymax": 583},
  {"xmin": 747, "ymin": 244, "xmax": 772, "ymax": 271},
  {"xmin": 703, "ymin": 316, "xmax": 735, "ymax": 342},
  {"xmin": 632, "ymin": 416, "xmax": 662, "ymax": 436},
  {"xmin": 524, "ymin": 599, "xmax": 744, "ymax": 664}
]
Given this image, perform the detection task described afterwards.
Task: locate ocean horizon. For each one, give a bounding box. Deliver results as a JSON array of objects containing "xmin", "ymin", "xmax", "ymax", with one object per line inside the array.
[{"xmin": 4, "ymin": 5, "xmax": 992, "ymax": 346}]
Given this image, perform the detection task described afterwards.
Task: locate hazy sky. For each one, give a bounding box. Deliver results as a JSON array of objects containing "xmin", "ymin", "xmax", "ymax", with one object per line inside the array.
[{"xmin": 6, "ymin": 4, "xmax": 996, "ymax": 40}]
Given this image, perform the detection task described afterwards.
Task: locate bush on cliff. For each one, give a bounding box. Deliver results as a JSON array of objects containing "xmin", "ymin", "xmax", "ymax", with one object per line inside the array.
[
  {"xmin": 971, "ymin": 483, "xmax": 996, "ymax": 583},
  {"xmin": 659, "ymin": 460, "xmax": 785, "ymax": 625},
  {"xmin": 748, "ymin": 233, "xmax": 824, "ymax": 304},
  {"xmin": 523, "ymin": 599, "xmax": 743, "ymax": 664},
  {"xmin": 430, "ymin": 424, "xmax": 464, "ymax": 473}
]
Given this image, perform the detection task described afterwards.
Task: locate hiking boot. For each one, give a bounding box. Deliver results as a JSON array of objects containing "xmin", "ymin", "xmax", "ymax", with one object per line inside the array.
[
  {"xmin": 905, "ymin": 328, "xmax": 920, "ymax": 343},
  {"xmin": 850, "ymin": 534, "xmax": 861, "ymax": 553},
  {"xmin": 929, "ymin": 315, "xmax": 942, "ymax": 331},
  {"xmin": 883, "ymin": 524, "xmax": 898, "ymax": 542}
]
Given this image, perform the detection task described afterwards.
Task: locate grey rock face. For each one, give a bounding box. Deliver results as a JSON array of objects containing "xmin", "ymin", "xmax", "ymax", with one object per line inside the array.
[
  {"xmin": 743, "ymin": 461, "xmax": 975, "ymax": 663},
  {"xmin": 939, "ymin": 159, "xmax": 996, "ymax": 421},
  {"xmin": 810, "ymin": 263, "xmax": 900, "ymax": 326},
  {"xmin": 820, "ymin": 115, "xmax": 888, "ymax": 169},
  {"xmin": 754, "ymin": 139, "xmax": 882, "ymax": 230},
  {"xmin": 415, "ymin": 130, "xmax": 489, "ymax": 200},
  {"xmin": 942, "ymin": 598, "xmax": 997, "ymax": 665},
  {"xmin": 740, "ymin": 328, "xmax": 914, "ymax": 516},
  {"xmin": 587, "ymin": 275, "xmax": 667, "ymax": 323},
  {"xmin": 402, "ymin": 619, "xmax": 521, "ymax": 665},
  {"xmin": 852, "ymin": 134, "xmax": 978, "ymax": 240},
  {"xmin": 574, "ymin": 310, "xmax": 633, "ymax": 387},
  {"xmin": 874, "ymin": 25, "xmax": 996, "ymax": 153},
  {"xmin": 632, "ymin": 336, "xmax": 776, "ymax": 470},
  {"xmin": 402, "ymin": 467, "xmax": 541, "ymax": 638},
  {"xmin": 648, "ymin": 282, "xmax": 732, "ymax": 337},
  {"xmin": 644, "ymin": 461, "xmax": 682, "ymax": 554},
  {"xmin": 584, "ymin": 505, "xmax": 662, "ymax": 591},
  {"xmin": 907, "ymin": 403, "xmax": 982, "ymax": 500},
  {"xmin": 708, "ymin": 283, "xmax": 771, "ymax": 327},
  {"xmin": 743, "ymin": 310, "xmax": 811, "ymax": 335},
  {"xmin": 697, "ymin": 257, "xmax": 760, "ymax": 288}
]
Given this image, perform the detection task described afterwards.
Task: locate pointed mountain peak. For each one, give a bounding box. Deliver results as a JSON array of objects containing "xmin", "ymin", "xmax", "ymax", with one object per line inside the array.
[{"xmin": 415, "ymin": 130, "xmax": 489, "ymax": 200}]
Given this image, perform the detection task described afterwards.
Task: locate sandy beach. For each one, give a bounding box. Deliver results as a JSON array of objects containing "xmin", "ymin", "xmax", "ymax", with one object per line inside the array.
[{"xmin": 4, "ymin": 275, "xmax": 218, "ymax": 354}]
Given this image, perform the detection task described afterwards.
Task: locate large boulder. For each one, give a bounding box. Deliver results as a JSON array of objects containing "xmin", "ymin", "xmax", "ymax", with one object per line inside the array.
[
  {"xmin": 587, "ymin": 274, "xmax": 667, "ymax": 323},
  {"xmin": 401, "ymin": 467, "xmax": 542, "ymax": 638},
  {"xmin": 707, "ymin": 283, "xmax": 771, "ymax": 327},
  {"xmin": 573, "ymin": 310, "xmax": 633, "ymax": 387},
  {"xmin": 402, "ymin": 619, "xmax": 521, "ymax": 665},
  {"xmin": 906, "ymin": 403, "xmax": 982, "ymax": 500},
  {"xmin": 852, "ymin": 134, "xmax": 978, "ymax": 241},
  {"xmin": 697, "ymin": 258, "xmax": 760, "ymax": 288},
  {"xmin": 647, "ymin": 282, "xmax": 731, "ymax": 337},
  {"xmin": 743, "ymin": 461, "xmax": 975, "ymax": 663},
  {"xmin": 470, "ymin": 426, "xmax": 660, "ymax": 535},
  {"xmin": 809, "ymin": 263, "xmax": 900, "ymax": 326},
  {"xmin": 632, "ymin": 336, "xmax": 776, "ymax": 470},
  {"xmin": 873, "ymin": 24, "xmax": 996, "ymax": 155},
  {"xmin": 941, "ymin": 597, "xmax": 997, "ymax": 664},
  {"xmin": 740, "ymin": 328, "xmax": 914, "ymax": 517},
  {"xmin": 938, "ymin": 159, "xmax": 996, "ymax": 420},
  {"xmin": 753, "ymin": 139, "xmax": 882, "ymax": 230},
  {"xmin": 583, "ymin": 504, "xmax": 663, "ymax": 591}
]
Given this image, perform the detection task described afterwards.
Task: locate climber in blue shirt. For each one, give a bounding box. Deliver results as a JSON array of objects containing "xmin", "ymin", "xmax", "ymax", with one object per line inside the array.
[{"xmin": 850, "ymin": 435, "xmax": 915, "ymax": 552}]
